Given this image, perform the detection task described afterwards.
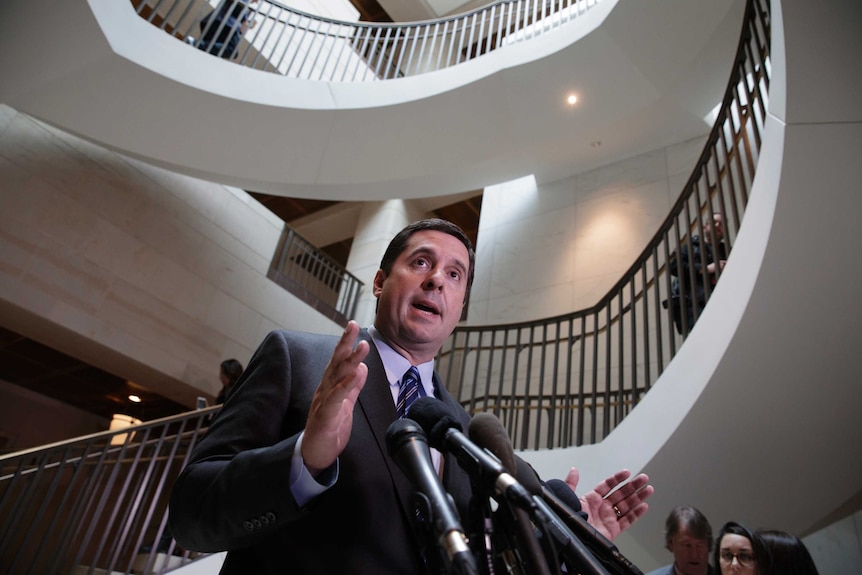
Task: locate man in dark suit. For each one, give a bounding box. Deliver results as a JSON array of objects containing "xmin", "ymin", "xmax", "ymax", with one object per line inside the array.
[
  {"xmin": 169, "ymin": 219, "xmax": 653, "ymax": 573},
  {"xmin": 667, "ymin": 213, "xmax": 728, "ymax": 334}
]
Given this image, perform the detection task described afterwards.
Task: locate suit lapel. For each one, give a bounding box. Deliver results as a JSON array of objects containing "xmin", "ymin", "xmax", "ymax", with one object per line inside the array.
[
  {"xmin": 354, "ymin": 330, "xmax": 416, "ymax": 512},
  {"xmin": 354, "ymin": 333, "xmax": 473, "ymax": 537},
  {"xmin": 434, "ymin": 377, "xmax": 475, "ymax": 509}
]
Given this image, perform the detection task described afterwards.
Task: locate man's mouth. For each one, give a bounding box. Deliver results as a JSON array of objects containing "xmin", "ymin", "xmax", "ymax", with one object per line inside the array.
[{"xmin": 412, "ymin": 301, "xmax": 440, "ymax": 315}]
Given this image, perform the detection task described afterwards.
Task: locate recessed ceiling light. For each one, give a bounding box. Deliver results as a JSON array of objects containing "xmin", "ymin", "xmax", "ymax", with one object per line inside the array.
[
  {"xmin": 566, "ymin": 94, "xmax": 578, "ymax": 106},
  {"xmin": 128, "ymin": 394, "xmax": 142, "ymax": 403}
]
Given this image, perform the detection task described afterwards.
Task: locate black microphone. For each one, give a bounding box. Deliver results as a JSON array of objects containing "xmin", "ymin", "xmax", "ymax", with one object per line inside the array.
[
  {"xmin": 515, "ymin": 460, "xmax": 641, "ymax": 575},
  {"xmin": 469, "ymin": 413, "xmax": 553, "ymax": 575},
  {"xmin": 409, "ymin": 398, "xmax": 536, "ymax": 513},
  {"xmin": 543, "ymin": 480, "xmax": 643, "ymax": 575},
  {"xmin": 386, "ymin": 418, "xmax": 478, "ymax": 575}
]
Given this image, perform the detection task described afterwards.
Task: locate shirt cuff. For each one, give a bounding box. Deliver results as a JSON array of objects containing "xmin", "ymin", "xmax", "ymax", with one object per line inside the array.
[{"xmin": 289, "ymin": 431, "xmax": 338, "ymax": 508}]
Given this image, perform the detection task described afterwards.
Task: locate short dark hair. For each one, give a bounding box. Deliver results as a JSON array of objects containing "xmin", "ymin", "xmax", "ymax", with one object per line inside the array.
[
  {"xmin": 665, "ymin": 505, "xmax": 713, "ymax": 550},
  {"xmin": 220, "ymin": 359, "xmax": 244, "ymax": 386},
  {"xmin": 378, "ymin": 218, "xmax": 476, "ymax": 297},
  {"xmin": 758, "ymin": 529, "xmax": 819, "ymax": 575},
  {"xmin": 714, "ymin": 521, "xmax": 771, "ymax": 574}
]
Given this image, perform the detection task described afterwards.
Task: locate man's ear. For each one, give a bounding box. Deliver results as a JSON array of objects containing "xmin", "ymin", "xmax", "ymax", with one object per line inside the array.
[{"xmin": 372, "ymin": 269, "xmax": 386, "ymax": 297}]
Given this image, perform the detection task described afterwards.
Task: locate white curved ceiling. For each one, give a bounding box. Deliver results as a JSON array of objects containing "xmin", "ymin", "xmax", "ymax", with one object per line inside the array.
[{"xmin": 0, "ymin": 0, "xmax": 744, "ymax": 200}]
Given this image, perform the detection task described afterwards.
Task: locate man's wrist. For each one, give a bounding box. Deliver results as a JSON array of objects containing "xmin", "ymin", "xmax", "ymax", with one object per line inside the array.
[{"xmin": 291, "ymin": 432, "xmax": 338, "ymax": 508}]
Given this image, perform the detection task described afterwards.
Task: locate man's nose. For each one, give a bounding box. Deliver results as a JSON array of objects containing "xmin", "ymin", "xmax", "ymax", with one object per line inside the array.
[{"xmin": 424, "ymin": 269, "xmax": 444, "ymax": 290}]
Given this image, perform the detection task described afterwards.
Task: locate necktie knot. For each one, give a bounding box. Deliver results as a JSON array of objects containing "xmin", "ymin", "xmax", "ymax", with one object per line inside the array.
[{"xmin": 396, "ymin": 366, "xmax": 425, "ymax": 418}]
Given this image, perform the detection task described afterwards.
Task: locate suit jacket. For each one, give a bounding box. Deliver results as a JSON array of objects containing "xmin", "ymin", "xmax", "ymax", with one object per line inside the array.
[
  {"xmin": 169, "ymin": 329, "xmax": 475, "ymax": 574},
  {"xmin": 668, "ymin": 236, "xmax": 727, "ymax": 306}
]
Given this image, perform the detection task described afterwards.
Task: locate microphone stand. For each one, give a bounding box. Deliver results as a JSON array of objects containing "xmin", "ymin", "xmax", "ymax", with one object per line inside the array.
[
  {"xmin": 517, "ymin": 494, "xmax": 612, "ymax": 575},
  {"xmin": 492, "ymin": 497, "xmax": 562, "ymax": 575},
  {"xmin": 466, "ymin": 489, "xmax": 497, "ymax": 575},
  {"xmin": 540, "ymin": 483, "xmax": 644, "ymax": 575}
]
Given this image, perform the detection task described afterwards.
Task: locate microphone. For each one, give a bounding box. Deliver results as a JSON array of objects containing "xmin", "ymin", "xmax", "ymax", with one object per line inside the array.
[
  {"xmin": 469, "ymin": 413, "xmax": 552, "ymax": 575},
  {"xmin": 515, "ymin": 460, "xmax": 642, "ymax": 575},
  {"xmin": 543, "ymin": 480, "xmax": 643, "ymax": 575},
  {"xmin": 386, "ymin": 418, "xmax": 478, "ymax": 575},
  {"xmin": 408, "ymin": 398, "xmax": 536, "ymax": 513}
]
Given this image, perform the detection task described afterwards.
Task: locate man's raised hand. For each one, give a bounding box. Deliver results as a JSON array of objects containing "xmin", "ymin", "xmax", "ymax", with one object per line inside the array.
[{"xmin": 301, "ymin": 322, "xmax": 369, "ymax": 476}]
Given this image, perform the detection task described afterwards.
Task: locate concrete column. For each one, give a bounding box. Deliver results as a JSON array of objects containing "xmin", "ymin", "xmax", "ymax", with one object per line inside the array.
[{"xmin": 346, "ymin": 200, "xmax": 426, "ymax": 328}]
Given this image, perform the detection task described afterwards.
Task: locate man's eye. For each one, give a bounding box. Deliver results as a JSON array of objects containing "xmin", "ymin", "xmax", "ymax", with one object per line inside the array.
[{"xmin": 449, "ymin": 271, "xmax": 460, "ymax": 280}]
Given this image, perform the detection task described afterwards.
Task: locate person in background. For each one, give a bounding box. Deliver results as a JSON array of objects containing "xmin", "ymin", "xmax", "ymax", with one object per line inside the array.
[
  {"xmin": 714, "ymin": 521, "xmax": 770, "ymax": 575},
  {"xmin": 758, "ymin": 529, "xmax": 819, "ymax": 575},
  {"xmin": 169, "ymin": 218, "xmax": 654, "ymax": 574},
  {"xmin": 646, "ymin": 505, "xmax": 714, "ymax": 575},
  {"xmin": 666, "ymin": 212, "xmax": 728, "ymax": 334},
  {"xmin": 198, "ymin": 0, "xmax": 258, "ymax": 60},
  {"xmin": 216, "ymin": 358, "xmax": 243, "ymax": 404}
]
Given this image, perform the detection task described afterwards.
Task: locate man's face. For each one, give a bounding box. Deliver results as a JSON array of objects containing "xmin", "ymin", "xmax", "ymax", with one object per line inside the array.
[
  {"xmin": 704, "ymin": 214, "xmax": 724, "ymax": 241},
  {"xmin": 668, "ymin": 526, "xmax": 711, "ymax": 575},
  {"xmin": 373, "ymin": 230, "xmax": 469, "ymax": 364}
]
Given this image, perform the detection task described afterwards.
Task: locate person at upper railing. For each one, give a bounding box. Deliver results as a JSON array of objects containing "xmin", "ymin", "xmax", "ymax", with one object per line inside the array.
[
  {"xmin": 667, "ymin": 212, "xmax": 728, "ymax": 334},
  {"xmin": 198, "ymin": 0, "xmax": 258, "ymax": 60},
  {"xmin": 168, "ymin": 218, "xmax": 654, "ymax": 574},
  {"xmin": 645, "ymin": 505, "xmax": 715, "ymax": 575}
]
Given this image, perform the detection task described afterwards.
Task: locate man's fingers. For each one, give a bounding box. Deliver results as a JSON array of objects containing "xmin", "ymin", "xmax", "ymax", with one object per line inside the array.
[
  {"xmin": 618, "ymin": 501, "xmax": 649, "ymax": 531},
  {"xmin": 607, "ymin": 471, "xmax": 648, "ymax": 500},
  {"xmin": 609, "ymin": 475, "xmax": 654, "ymax": 515},
  {"xmin": 330, "ymin": 321, "xmax": 362, "ymax": 364},
  {"xmin": 564, "ymin": 467, "xmax": 580, "ymax": 492},
  {"xmin": 320, "ymin": 324, "xmax": 369, "ymax": 396},
  {"xmin": 592, "ymin": 469, "xmax": 632, "ymax": 498},
  {"xmin": 315, "ymin": 355, "xmax": 368, "ymax": 417}
]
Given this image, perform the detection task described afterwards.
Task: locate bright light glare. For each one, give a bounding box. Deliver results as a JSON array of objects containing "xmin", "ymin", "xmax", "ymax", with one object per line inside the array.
[
  {"xmin": 128, "ymin": 394, "xmax": 142, "ymax": 403},
  {"xmin": 567, "ymin": 94, "xmax": 578, "ymax": 106}
]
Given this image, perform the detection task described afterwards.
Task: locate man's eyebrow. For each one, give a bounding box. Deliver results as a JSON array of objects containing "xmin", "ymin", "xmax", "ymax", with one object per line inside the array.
[
  {"xmin": 409, "ymin": 245, "xmax": 467, "ymax": 274},
  {"xmin": 444, "ymin": 253, "xmax": 468, "ymax": 277},
  {"xmin": 450, "ymin": 257, "xmax": 468, "ymax": 273}
]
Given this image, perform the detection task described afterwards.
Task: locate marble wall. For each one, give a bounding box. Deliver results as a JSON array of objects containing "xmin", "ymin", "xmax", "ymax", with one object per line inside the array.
[
  {"xmin": 0, "ymin": 105, "xmax": 342, "ymax": 409},
  {"xmin": 469, "ymin": 135, "xmax": 706, "ymax": 325}
]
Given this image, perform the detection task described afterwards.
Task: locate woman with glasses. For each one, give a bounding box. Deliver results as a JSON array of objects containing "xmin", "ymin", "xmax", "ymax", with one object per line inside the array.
[{"xmin": 713, "ymin": 522, "xmax": 771, "ymax": 574}]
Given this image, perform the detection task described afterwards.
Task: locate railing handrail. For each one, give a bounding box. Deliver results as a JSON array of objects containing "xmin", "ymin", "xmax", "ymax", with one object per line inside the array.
[
  {"xmin": 133, "ymin": 0, "xmax": 604, "ymax": 81},
  {"xmin": 0, "ymin": 409, "xmax": 216, "ymax": 575},
  {"xmin": 0, "ymin": 406, "xmax": 219, "ymax": 466},
  {"xmin": 267, "ymin": 224, "xmax": 364, "ymax": 325},
  {"xmin": 439, "ymin": 0, "xmax": 771, "ymax": 450}
]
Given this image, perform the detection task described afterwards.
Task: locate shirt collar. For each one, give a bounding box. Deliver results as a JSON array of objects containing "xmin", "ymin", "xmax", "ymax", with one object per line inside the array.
[{"xmin": 369, "ymin": 325, "xmax": 435, "ymax": 395}]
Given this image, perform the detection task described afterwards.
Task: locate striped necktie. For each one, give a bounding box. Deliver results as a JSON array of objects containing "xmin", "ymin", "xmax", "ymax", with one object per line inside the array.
[{"xmin": 396, "ymin": 366, "xmax": 425, "ymax": 418}]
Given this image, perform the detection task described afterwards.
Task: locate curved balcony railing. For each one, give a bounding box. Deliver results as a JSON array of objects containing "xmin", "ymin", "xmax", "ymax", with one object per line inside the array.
[
  {"xmin": 268, "ymin": 225, "xmax": 363, "ymax": 325},
  {"xmin": 132, "ymin": 0, "xmax": 602, "ymax": 81},
  {"xmin": 438, "ymin": 0, "xmax": 771, "ymax": 451},
  {"xmin": 0, "ymin": 408, "xmax": 217, "ymax": 575}
]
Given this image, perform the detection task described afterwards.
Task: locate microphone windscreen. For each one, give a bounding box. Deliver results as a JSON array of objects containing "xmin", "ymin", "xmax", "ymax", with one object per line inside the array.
[
  {"xmin": 514, "ymin": 457, "xmax": 543, "ymax": 496},
  {"xmin": 471, "ymin": 415, "xmax": 553, "ymax": 575},
  {"xmin": 545, "ymin": 478, "xmax": 583, "ymax": 513},
  {"xmin": 468, "ymin": 413, "xmax": 516, "ymax": 473},
  {"xmin": 408, "ymin": 397, "xmax": 463, "ymax": 448}
]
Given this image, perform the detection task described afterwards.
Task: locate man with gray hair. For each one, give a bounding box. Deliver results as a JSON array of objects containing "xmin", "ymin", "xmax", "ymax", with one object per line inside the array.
[{"xmin": 646, "ymin": 505, "xmax": 714, "ymax": 575}]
